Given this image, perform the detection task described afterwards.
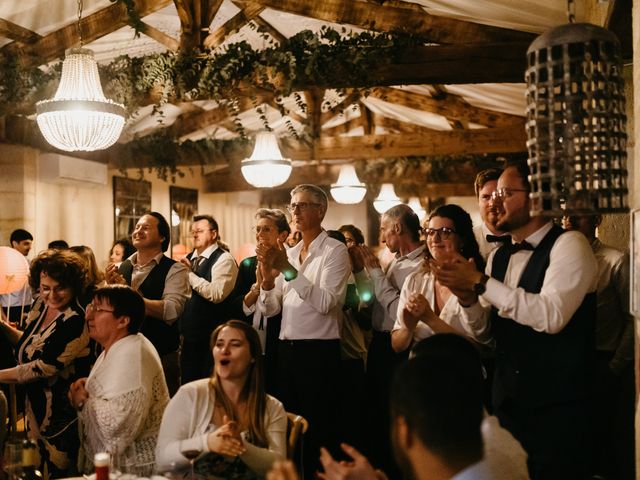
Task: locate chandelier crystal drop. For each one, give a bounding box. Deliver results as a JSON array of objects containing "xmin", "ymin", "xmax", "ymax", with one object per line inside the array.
[
  {"xmin": 330, "ymin": 165, "xmax": 367, "ymax": 204},
  {"xmin": 36, "ymin": 48, "xmax": 126, "ymax": 152},
  {"xmin": 373, "ymin": 183, "xmax": 402, "ymax": 214},
  {"xmin": 241, "ymin": 132, "xmax": 292, "ymax": 188}
]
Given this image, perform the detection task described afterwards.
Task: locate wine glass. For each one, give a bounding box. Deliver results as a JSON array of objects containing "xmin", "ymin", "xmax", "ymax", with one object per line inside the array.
[
  {"xmin": 3, "ymin": 439, "xmax": 23, "ymax": 480},
  {"xmin": 179, "ymin": 442, "xmax": 201, "ymax": 480}
]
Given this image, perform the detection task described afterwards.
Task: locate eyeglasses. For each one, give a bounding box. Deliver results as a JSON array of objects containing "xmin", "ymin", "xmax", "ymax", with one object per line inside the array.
[
  {"xmin": 287, "ymin": 202, "xmax": 321, "ymax": 213},
  {"xmin": 191, "ymin": 228, "xmax": 214, "ymax": 235},
  {"xmin": 86, "ymin": 304, "xmax": 115, "ymax": 314},
  {"xmin": 424, "ymin": 227, "xmax": 457, "ymax": 240},
  {"xmin": 491, "ymin": 187, "xmax": 529, "ymax": 201},
  {"xmin": 253, "ymin": 226, "xmax": 276, "ymax": 234}
]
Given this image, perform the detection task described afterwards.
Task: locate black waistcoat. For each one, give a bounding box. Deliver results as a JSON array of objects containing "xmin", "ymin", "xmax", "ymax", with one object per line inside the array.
[
  {"xmin": 490, "ymin": 224, "xmax": 596, "ymax": 410},
  {"xmin": 119, "ymin": 256, "xmax": 179, "ymax": 355},
  {"xmin": 180, "ymin": 248, "xmax": 233, "ymax": 340}
]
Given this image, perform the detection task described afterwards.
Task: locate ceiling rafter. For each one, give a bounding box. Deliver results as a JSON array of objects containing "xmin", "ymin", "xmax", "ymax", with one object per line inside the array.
[
  {"xmin": 203, "ymin": 1, "xmax": 265, "ymax": 49},
  {"xmin": 369, "ymin": 87, "xmax": 524, "ymax": 128},
  {"xmin": 235, "ymin": 0, "xmax": 535, "ymax": 44},
  {"xmin": 0, "ymin": 0, "xmax": 173, "ymax": 67},
  {"xmin": 358, "ymin": 100, "xmax": 374, "ymax": 135},
  {"xmin": 372, "ymin": 114, "xmax": 440, "ymax": 135},
  {"xmin": 0, "ymin": 18, "xmax": 41, "ymax": 43},
  {"xmin": 138, "ymin": 22, "xmax": 180, "ymax": 51}
]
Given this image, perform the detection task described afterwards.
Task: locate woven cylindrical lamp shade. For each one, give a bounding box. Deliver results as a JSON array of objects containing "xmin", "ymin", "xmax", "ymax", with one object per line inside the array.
[{"xmin": 525, "ymin": 23, "xmax": 628, "ymax": 216}]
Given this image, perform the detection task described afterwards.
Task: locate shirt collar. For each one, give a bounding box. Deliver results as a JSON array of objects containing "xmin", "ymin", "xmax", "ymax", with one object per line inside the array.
[
  {"xmin": 290, "ymin": 230, "xmax": 328, "ymax": 257},
  {"xmin": 192, "ymin": 243, "xmax": 218, "ymax": 259},
  {"xmin": 396, "ymin": 244, "xmax": 425, "ymax": 262},
  {"xmin": 131, "ymin": 251, "xmax": 164, "ymax": 268},
  {"xmin": 523, "ymin": 221, "xmax": 554, "ymax": 248}
]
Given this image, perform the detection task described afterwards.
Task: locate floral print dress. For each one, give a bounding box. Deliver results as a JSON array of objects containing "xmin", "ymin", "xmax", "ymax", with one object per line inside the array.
[{"xmin": 15, "ymin": 297, "xmax": 91, "ymax": 479}]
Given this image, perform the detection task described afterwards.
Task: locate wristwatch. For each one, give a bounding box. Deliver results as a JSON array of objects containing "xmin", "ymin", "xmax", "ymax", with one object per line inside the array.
[{"xmin": 473, "ymin": 274, "xmax": 490, "ymax": 296}]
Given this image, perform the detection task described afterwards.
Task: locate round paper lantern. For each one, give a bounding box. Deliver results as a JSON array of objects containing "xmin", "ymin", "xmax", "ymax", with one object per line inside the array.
[{"xmin": 0, "ymin": 246, "xmax": 30, "ymax": 294}]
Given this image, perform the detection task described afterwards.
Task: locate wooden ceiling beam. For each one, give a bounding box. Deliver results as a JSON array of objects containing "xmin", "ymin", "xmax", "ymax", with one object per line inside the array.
[
  {"xmin": 207, "ymin": 0, "xmax": 225, "ymax": 25},
  {"xmin": 202, "ymin": 164, "xmax": 477, "ymax": 194},
  {"xmin": 372, "ymin": 114, "xmax": 439, "ymax": 135},
  {"xmin": 359, "ymin": 101, "xmax": 374, "ymax": 135},
  {"xmin": 139, "ymin": 21, "xmax": 180, "ymax": 51},
  {"xmin": 1, "ymin": 0, "xmax": 173, "ymax": 67},
  {"xmin": 203, "ymin": 1, "xmax": 265, "ymax": 49},
  {"xmin": 239, "ymin": 0, "xmax": 535, "ymax": 44},
  {"xmin": 369, "ymin": 87, "xmax": 524, "ymax": 128},
  {"xmin": 0, "ymin": 18, "xmax": 41, "ymax": 43},
  {"xmin": 252, "ymin": 16, "xmax": 286, "ymax": 44}
]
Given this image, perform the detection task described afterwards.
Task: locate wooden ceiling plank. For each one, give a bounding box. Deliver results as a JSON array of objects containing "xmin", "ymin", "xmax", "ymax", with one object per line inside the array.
[
  {"xmin": 1, "ymin": 0, "xmax": 173, "ymax": 67},
  {"xmin": 373, "ymin": 114, "xmax": 439, "ymax": 135},
  {"xmin": 241, "ymin": 0, "xmax": 535, "ymax": 44},
  {"xmin": 139, "ymin": 21, "xmax": 180, "ymax": 51},
  {"xmin": 251, "ymin": 16, "xmax": 286, "ymax": 44},
  {"xmin": 207, "ymin": 0, "xmax": 225, "ymax": 24},
  {"xmin": 203, "ymin": 2, "xmax": 265, "ymax": 49},
  {"xmin": 321, "ymin": 117, "xmax": 362, "ymax": 136},
  {"xmin": 0, "ymin": 18, "xmax": 41, "ymax": 43},
  {"xmin": 358, "ymin": 101, "xmax": 373, "ymax": 135},
  {"xmin": 370, "ymin": 86, "xmax": 525, "ymax": 128}
]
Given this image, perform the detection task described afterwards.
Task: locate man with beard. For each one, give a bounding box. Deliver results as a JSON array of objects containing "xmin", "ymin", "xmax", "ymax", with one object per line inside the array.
[
  {"xmin": 431, "ymin": 159, "xmax": 597, "ymax": 479},
  {"xmin": 472, "ymin": 168, "xmax": 507, "ymax": 261}
]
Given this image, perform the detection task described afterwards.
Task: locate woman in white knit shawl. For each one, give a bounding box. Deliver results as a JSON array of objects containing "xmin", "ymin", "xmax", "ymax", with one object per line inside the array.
[{"xmin": 69, "ymin": 285, "xmax": 169, "ymax": 474}]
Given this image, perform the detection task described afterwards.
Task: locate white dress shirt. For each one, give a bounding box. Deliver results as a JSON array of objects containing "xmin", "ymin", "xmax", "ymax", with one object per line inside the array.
[
  {"xmin": 188, "ymin": 244, "xmax": 238, "ymax": 303},
  {"xmin": 367, "ymin": 245, "xmax": 425, "ymax": 332},
  {"xmin": 590, "ymin": 238, "xmax": 633, "ymax": 372},
  {"xmin": 460, "ymin": 222, "xmax": 598, "ymax": 341},
  {"xmin": 473, "ymin": 222, "xmax": 504, "ymax": 262},
  {"xmin": 128, "ymin": 252, "xmax": 191, "ymax": 325},
  {"xmin": 393, "ymin": 268, "xmax": 468, "ymax": 344},
  {"xmin": 261, "ymin": 231, "xmax": 350, "ymax": 340}
]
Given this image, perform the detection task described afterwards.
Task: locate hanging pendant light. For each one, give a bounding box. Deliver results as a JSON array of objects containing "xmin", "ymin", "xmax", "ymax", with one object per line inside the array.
[
  {"xmin": 241, "ymin": 132, "xmax": 292, "ymax": 188},
  {"xmin": 330, "ymin": 165, "xmax": 366, "ymax": 204},
  {"xmin": 525, "ymin": 0, "xmax": 628, "ymax": 216},
  {"xmin": 408, "ymin": 196, "xmax": 426, "ymax": 221},
  {"xmin": 373, "ymin": 183, "xmax": 401, "ymax": 214},
  {"xmin": 36, "ymin": 0, "xmax": 125, "ymax": 152}
]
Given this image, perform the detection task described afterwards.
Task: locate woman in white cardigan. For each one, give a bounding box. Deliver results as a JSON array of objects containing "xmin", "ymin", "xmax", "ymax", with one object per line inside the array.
[
  {"xmin": 156, "ymin": 320, "xmax": 287, "ymax": 479},
  {"xmin": 68, "ymin": 285, "xmax": 170, "ymax": 475}
]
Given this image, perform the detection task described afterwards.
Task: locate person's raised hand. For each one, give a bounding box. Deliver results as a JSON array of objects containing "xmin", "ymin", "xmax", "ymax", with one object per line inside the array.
[
  {"xmin": 68, "ymin": 377, "xmax": 89, "ymax": 410},
  {"xmin": 105, "ymin": 263, "xmax": 126, "ymax": 285},
  {"xmin": 358, "ymin": 247, "xmax": 381, "ymax": 271},
  {"xmin": 317, "ymin": 444, "xmax": 387, "ymax": 480}
]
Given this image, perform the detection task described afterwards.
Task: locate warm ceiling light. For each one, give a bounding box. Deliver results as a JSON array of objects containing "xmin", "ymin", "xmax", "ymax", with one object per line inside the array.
[
  {"xmin": 373, "ymin": 183, "xmax": 401, "ymax": 214},
  {"xmin": 36, "ymin": 49, "xmax": 126, "ymax": 152},
  {"xmin": 241, "ymin": 132, "xmax": 292, "ymax": 188},
  {"xmin": 330, "ymin": 165, "xmax": 366, "ymax": 204},
  {"xmin": 408, "ymin": 196, "xmax": 426, "ymax": 221}
]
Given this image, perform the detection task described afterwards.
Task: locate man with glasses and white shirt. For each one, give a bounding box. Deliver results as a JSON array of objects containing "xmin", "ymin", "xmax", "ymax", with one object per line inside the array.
[
  {"xmin": 178, "ymin": 214, "xmax": 238, "ymax": 384},
  {"xmin": 432, "ymin": 159, "xmax": 598, "ymax": 479},
  {"xmin": 257, "ymin": 184, "xmax": 350, "ymax": 478}
]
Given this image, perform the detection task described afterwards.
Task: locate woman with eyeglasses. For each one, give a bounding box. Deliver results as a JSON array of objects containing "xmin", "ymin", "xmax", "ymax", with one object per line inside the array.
[
  {"xmin": 391, "ymin": 204, "xmax": 485, "ymax": 354},
  {"xmin": 0, "ymin": 249, "xmax": 92, "ymax": 478},
  {"xmin": 69, "ymin": 285, "xmax": 169, "ymax": 475}
]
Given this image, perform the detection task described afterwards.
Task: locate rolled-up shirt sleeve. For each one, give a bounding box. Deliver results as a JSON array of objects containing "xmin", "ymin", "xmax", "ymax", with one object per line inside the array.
[{"xmin": 162, "ymin": 262, "xmax": 191, "ymax": 324}]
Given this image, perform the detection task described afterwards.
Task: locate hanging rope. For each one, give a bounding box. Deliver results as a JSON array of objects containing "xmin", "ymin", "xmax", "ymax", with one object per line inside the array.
[{"xmin": 76, "ymin": 0, "xmax": 84, "ymax": 46}]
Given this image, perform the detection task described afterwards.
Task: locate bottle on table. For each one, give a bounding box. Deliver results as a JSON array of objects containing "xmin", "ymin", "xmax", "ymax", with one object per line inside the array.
[{"xmin": 16, "ymin": 440, "xmax": 42, "ymax": 480}]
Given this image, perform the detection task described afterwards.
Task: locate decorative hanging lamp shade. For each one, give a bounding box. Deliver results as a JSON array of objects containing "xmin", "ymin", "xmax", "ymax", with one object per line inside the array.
[
  {"xmin": 525, "ymin": 23, "xmax": 628, "ymax": 216},
  {"xmin": 241, "ymin": 132, "xmax": 292, "ymax": 188},
  {"xmin": 36, "ymin": 48, "xmax": 126, "ymax": 152},
  {"xmin": 0, "ymin": 247, "xmax": 29, "ymax": 295},
  {"xmin": 408, "ymin": 196, "xmax": 426, "ymax": 221},
  {"xmin": 330, "ymin": 165, "xmax": 367, "ymax": 204},
  {"xmin": 373, "ymin": 183, "xmax": 401, "ymax": 214}
]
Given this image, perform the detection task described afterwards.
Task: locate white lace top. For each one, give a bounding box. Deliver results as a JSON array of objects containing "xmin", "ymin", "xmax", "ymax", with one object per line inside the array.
[{"xmin": 78, "ymin": 334, "xmax": 170, "ymax": 473}]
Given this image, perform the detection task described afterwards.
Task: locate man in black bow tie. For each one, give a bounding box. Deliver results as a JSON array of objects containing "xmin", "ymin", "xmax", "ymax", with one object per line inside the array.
[
  {"xmin": 472, "ymin": 168, "xmax": 508, "ymax": 261},
  {"xmin": 432, "ymin": 159, "xmax": 598, "ymax": 480}
]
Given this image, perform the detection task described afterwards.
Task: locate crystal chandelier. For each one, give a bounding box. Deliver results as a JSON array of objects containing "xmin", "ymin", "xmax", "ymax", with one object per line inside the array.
[
  {"xmin": 241, "ymin": 132, "xmax": 292, "ymax": 188},
  {"xmin": 330, "ymin": 165, "xmax": 366, "ymax": 204},
  {"xmin": 373, "ymin": 183, "xmax": 401, "ymax": 214},
  {"xmin": 35, "ymin": 0, "xmax": 125, "ymax": 152},
  {"xmin": 408, "ymin": 196, "xmax": 426, "ymax": 221}
]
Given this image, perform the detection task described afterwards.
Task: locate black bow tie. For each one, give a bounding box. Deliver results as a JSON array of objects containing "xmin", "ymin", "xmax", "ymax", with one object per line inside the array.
[
  {"xmin": 486, "ymin": 234, "xmax": 511, "ymax": 243},
  {"xmin": 508, "ymin": 240, "xmax": 535, "ymax": 253}
]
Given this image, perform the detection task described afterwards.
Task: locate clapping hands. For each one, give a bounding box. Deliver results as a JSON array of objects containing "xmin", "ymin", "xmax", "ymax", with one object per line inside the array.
[{"xmin": 207, "ymin": 415, "xmax": 246, "ymax": 458}]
